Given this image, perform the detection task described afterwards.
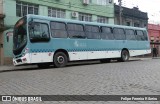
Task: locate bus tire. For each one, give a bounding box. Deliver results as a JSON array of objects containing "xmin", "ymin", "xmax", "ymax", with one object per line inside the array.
[
  {"xmin": 53, "ymin": 52, "xmax": 68, "ymax": 68},
  {"xmin": 37, "ymin": 63, "xmax": 50, "ymax": 69},
  {"xmin": 119, "ymin": 50, "xmax": 129, "ymax": 62},
  {"xmin": 100, "ymin": 59, "xmax": 111, "ymax": 63}
]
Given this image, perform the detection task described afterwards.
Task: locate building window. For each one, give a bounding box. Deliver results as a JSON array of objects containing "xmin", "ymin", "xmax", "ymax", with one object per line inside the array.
[
  {"xmin": 48, "ymin": 7, "xmax": 65, "ymax": 18},
  {"xmin": 150, "ymin": 36, "xmax": 154, "ymax": 41},
  {"xmin": 156, "ymin": 37, "xmax": 159, "ymax": 42},
  {"xmin": 16, "ymin": 2, "xmax": 39, "ymax": 17},
  {"xmin": 97, "ymin": 16, "xmax": 108, "ymax": 23},
  {"xmin": 126, "ymin": 21, "xmax": 131, "ymax": 26},
  {"xmin": 134, "ymin": 22, "xmax": 140, "ymax": 27},
  {"xmin": 97, "ymin": 0, "xmax": 111, "ymax": 5},
  {"xmin": 79, "ymin": 13, "xmax": 92, "ymax": 22}
]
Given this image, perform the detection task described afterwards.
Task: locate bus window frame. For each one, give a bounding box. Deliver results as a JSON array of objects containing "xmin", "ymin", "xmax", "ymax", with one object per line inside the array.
[
  {"xmin": 100, "ymin": 26, "xmax": 114, "ymax": 40},
  {"xmin": 50, "ymin": 21, "xmax": 68, "ymax": 38},
  {"xmin": 67, "ymin": 23, "xmax": 86, "ymax": 39},
  {"xmin": 125, "ymin": 29, "xmax": 137, "ymax": 40},
  {"xmin": 113, "ymin": 27, "xmax": 126, "ymax": 40},
  {"xmin": 85, "ymin": 25, "xmax": 101, "ymax": 39},
  {"xmin": 135, "ymin": 30, "xmax": 146, "ymax": 41},
  {"xmin": 142, "ymin": 30, "xmax": 149, "ymax": 41},
  {"xmin": 29, "ymin": 22, "xmax": 50, "ymax": 43}
]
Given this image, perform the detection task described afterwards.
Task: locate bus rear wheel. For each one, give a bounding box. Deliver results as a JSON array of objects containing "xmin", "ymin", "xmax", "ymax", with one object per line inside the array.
[
  {"xmin": 53, "ymin": 52, "xmax": 68, "ymax": 68},
  {"xmin": 119, "ymin": 50, "xmax": 129, "ymax": 62}
]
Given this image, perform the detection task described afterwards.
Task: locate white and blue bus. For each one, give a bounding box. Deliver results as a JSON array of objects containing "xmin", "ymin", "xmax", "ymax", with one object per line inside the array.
[{"xmin": 13, "ymin": 15, "xmax": 151, "ymax": 68}]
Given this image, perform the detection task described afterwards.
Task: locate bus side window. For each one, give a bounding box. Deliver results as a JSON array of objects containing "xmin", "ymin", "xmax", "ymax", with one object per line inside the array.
[
  {"xmin": 50, "ymin": 22, "xmax": 67, "ymax": 38},
  {"xmin": 136, "ymin": 30, "xmax": 145, "ymax": 41},
  {"xmin": 30, "ymin": 23, "xmax": 41, "ymax": 38},
  {"xmin": 29, "ymin": 22, "xmax": 50, "ymax": 42},
  {"xmin": 67, "ymin": 23, "xmax": 86, "ymax": 39},
  {"xmin": 125, "ymin": 29, "xmax": 136, "ymax": 40},
  {"xmin": 85, "ymin": 25, "xmax": 100, "ymax": 39},
  {"xmin": 101, "ymin": 26, "xmax": 114, "ymax": 40},
  {"xmin": 143, "ymin": 31, "xmax": 148, "ymax": 41},
  {"xmin": 113, "ymin": 28, "xmax": 125, "ymax": 40},
  {"xmin": 41, "ymin": 24, "xmax": 49, "ymax": 38}
]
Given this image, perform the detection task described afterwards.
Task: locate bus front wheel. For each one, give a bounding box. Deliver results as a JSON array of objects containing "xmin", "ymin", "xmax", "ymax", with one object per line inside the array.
[
  {"xmin": 53, "ymin": 52, "xmax": 68, "ymax": 68},
  {"xmin": 119, "ymin": 50, "xmax": 129, "ymax": 62}
]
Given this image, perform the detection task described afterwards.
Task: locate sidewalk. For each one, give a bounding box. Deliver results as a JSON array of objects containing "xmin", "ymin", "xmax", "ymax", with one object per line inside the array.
[
  {"xmin": 131, "ymin": 56, "xmax": 160, "ymax": 60},
  {"xmin": 0, "ymin": 65, "xmax": 37, "ymax": 71},
  {"xmin": 152, "ymin": 57, "xmax": 160, "ymax": 59},
  {"xmin": 130, "ymin": 57, "xmax": 152, "ymax": 61}
]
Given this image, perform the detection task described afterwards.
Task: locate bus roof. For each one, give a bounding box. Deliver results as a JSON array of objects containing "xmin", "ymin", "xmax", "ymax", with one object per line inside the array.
[{"xmin": 27, "ymin": 14, "xmax": 146, "ymax": 31}]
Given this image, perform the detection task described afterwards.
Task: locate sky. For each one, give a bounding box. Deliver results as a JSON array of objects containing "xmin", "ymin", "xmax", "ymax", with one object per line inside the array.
[{"xmin": 114, "ymin": 0, "xmax": 160, "ymax": 24}]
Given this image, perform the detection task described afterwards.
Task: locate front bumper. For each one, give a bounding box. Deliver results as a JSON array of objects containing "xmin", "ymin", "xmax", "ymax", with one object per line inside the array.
[{"xmin": 13, "ymin": 54, "xmax": 30, "ymax": 66}]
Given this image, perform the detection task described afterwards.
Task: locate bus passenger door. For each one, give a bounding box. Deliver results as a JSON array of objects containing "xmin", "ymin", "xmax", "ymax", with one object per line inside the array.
[
  {"xmin": 134, "ymin": 30, "xmax": 150, "ymax": 56},
  {"xmin": 98, "ymin": 26, "xmax": 117, "ymax": 59},
  {"xmin": 29, "ymin": 19, "xmax": 53, "ymax": 63},
  {"xmin": 124, "ymin": 29, "xmax": 138, "ymax": 57}
]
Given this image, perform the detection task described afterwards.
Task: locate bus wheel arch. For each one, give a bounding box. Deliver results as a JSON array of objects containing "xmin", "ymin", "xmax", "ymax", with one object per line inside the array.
[
  {"xmin": 53, "ymin": 49, "xmax": 69, "ymax": 68},
  {"xmin": 119, "ymin": 48, "xmax": 130, "ymax": 62}
]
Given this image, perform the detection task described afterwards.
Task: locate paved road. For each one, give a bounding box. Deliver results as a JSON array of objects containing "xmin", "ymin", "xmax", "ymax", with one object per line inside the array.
[{"xmin": 0, "ymin": 58, "xmax": 160, "ymax": 104}]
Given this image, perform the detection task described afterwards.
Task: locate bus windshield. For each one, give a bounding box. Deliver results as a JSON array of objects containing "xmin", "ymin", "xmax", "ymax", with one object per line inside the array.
[{"xmin": 13, "ymin": 17, "xmax": 27, "ymax": 51}]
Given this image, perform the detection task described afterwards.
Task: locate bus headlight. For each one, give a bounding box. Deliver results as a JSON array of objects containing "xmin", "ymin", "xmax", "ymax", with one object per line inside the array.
[{"xmin": 22, "ymin": 48, "xmax": 29, "ymax": 56}]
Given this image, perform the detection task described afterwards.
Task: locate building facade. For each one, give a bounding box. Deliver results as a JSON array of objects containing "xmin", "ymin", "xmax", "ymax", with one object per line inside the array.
[
  {"xmin": 148, "ymin": 24, "xmax": 160, "ymax": 43},
  {"xmin": 0, "ymin": 0, "xmax": 115, "ymax": 65},
  {"xmin": 0, "ymin": 0, "xmax": 5, "ymax": 65},
  {"xmin": 148, "ymin": 24, "xmax": 160, "ymax": 56},
  {"xmin": 114, "ymin": 4, "xmax": 148, "ymax": 28}
]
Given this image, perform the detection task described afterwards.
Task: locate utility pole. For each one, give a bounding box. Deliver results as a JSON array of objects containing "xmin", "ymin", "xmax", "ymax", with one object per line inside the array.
[{"xmin": 118, "ymin": 0, "xmax": 122, "ymax": 25}]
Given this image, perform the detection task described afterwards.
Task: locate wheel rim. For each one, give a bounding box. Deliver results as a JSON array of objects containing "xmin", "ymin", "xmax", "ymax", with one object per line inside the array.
[
  {"xmin": 57, "ymin": 56, "xmax": 65, "ymax": 64},
  {"xmin": 122, "ymin": 51, "xmax": 128, "ymax": 61}
]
